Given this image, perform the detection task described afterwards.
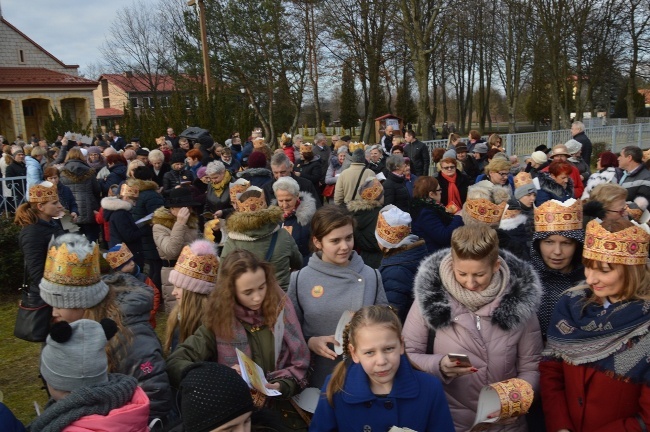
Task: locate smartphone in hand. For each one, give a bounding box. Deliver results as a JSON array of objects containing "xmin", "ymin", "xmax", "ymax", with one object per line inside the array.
[{"xmin": 448, "ymin": 353, "xmax": 472, "ymax": 368}]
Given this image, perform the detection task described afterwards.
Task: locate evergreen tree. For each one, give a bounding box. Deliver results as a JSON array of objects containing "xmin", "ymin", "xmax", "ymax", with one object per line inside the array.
[
  {"xmin": 340, "ymin": 62, "xmax": 359, "ymax": 131},
  {"xmin": 395, "ymin": 77, "xmax": 417, "ymax": 124}
]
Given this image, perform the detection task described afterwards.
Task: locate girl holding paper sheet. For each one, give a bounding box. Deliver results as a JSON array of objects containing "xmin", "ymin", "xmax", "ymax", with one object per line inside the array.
[
  {"xmin": 166, "ymin": 249, "xmax": 310, "ymax": 430},
  {"xmin": 288, "ymin": 204, "xmax": 389, "ymax": 389}
]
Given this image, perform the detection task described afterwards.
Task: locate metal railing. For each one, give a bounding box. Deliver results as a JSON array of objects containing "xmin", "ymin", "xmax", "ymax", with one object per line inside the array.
[
  {"xmin": 423, "ymin": 121, "xmax": 650, "ymax": 158},
  {"xmin": 1, "ymin": 176, "xmax": 27, "ymax": 216}
]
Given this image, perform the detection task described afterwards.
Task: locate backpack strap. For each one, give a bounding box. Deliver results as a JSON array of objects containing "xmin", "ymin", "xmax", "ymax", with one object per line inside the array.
[{"xmin": 265, "ymin": 230, "xmax": 279, "ymax": 262}]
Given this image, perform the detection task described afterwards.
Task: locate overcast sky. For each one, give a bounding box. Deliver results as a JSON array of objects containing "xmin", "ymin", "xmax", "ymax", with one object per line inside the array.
[{"xmin": 2, "ymin": 0, "xmax": 134, "ymax": 74}]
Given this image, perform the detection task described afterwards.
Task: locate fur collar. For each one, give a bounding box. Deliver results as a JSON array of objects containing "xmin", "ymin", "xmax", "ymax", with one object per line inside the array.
[
  {"xmin": 499, "ymin": 213, "xmax": 528, "ymax": 231},
  {"xmin": 414, "ymin": 248, "xmax": 542, "ymax": 331},
  {"xmin": 538, "ymin": 172, "xmax": 574, "ymax": 197},
  {"xmin": 347, "ymin": 199, "xmax": 383, "ymax": 212},
  {"xmin": 101, "ymin": 196, "xmax": 132, "ymax": 211},
  {"xmin": 226, "ymin": 206, "xmax": 283, "ymax": 234},
  {"xmin": 127, "ymin": 178, "xmax": 159, "ymax": 192},
  {"xmin": 151, "ymin": 206, "xmax": 198, "ymax": 230},
  {"xmin": 294, "ymin": 192, "xmax": 317, "ymax": 226},
  {"xmin": 60, "ymin": 166, "xmax": 96, "ymax": 182}
]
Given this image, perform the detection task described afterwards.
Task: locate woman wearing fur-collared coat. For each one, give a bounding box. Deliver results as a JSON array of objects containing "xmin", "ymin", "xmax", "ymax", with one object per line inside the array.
[
  {"xmin": 152, "ymin": 204, "xmax": 199, "ymax": 313},
  {"xmin": 403, "ymin": 225, "xmax": 543, "ymax": 432}
]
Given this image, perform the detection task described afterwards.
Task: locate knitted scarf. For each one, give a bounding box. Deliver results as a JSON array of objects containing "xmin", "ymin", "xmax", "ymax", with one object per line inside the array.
[
  {"xmin": 211, "ymin": 170, "xmax": 232, "ymax": 197},
  {"xmin": 440, "ymin": 254, "xmax": 509, "ymax": 312},
  {"xmin": 440, "ymin": 171, "xmax": 462, "ymax": 210},
  {"xmin": 283, "ymin": 198, "xmax": 301, "ymax": 219},
  {"xmin": 26, "ymin": 374, "xmax": 137, "ymax": 432},
  {"xmin": 215, "ymin": 287, "xmax": 310, "ymax": 388},
  {"xmin": 544, "ymin": 288, "xmax": 650, "ymax": 384}
]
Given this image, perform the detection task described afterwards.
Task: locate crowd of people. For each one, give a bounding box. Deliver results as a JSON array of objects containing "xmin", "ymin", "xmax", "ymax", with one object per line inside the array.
[{"xmin": 2, "ymin": 122, "xmax": 650, "ymax": 432}]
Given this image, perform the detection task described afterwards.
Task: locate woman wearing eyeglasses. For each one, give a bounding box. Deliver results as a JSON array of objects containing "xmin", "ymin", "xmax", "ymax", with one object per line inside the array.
[
  {"xmin": 475, "ymin": 159, "xmax": 515, "ymax": 196},
  {"xmin": 435, "ymin": 157, "xmax": 473, "ymax": 212},
  {"xmin": 535, "ymin": 161, "xmax": 575, "ymax": 206},
  {"xmin": 583, "ymin": 183, "xmax": 629, "ymax": 228}
]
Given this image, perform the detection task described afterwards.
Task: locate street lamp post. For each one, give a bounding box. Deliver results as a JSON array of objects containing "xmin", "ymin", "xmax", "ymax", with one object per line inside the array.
[{"xmin": 188, "ymin": 0, "xmax": 211, "ymax": 97}]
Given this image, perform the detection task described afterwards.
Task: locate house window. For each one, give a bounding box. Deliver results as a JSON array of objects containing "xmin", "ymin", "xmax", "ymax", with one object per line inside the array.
[
  {"xmin": 23, "ymin": 106, "xmax": 34, "ymax": 116},
  {"xmin": 130, "ymin": 97, "xmax": 139, "ymax": 108},
  {"xmin": 160, "ymin": 96, "xmax": 170, "ymax": 107},
  {"xmin": 101, "ymin": 80, "xmax": 109, "ymax": 97},
  {"xmin": 143, "ymin": 97, "xmax": 155, "ymax": 108},
  {"xmin": 103, "ymin": 99, "xmax": 110, "ymax": 109},
  {"xmin": 18, "ymin": 49, "xmax": 25, "ymax": 64}
]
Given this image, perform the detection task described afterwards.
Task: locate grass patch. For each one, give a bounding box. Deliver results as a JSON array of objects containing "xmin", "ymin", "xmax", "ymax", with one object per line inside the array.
[{"xmin": 0, "ymin": 292, "xmax": 169, "ymax": 425}]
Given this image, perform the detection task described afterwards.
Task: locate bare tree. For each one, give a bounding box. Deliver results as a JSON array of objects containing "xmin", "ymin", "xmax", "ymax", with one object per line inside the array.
[{"xmin": 624, "ymin": 0, "xmax": 650, "ymax": 123}]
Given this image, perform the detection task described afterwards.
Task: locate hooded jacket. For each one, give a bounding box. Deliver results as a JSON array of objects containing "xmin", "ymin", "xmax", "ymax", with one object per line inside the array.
[
  {"xmin": 383, "ymin": 171, "xmax": 411, "ymax": 212},
  {"xmin": 127, "ymin": 179, "xmax": 164, "ymax": 261},
  {"xmin": 25, "ymin": 155, "xmax": 43, "ymax": 191},
  {"xmin": 59, "ymin": 159, "xmax": 101, "ymax": 224},
  {"xmin": 101, "ymin": 196, "xmax": 143, "ymax": 268},
  {"xmin": 236, "ymin": 167, "xmax": 273, "ymax": 188},
  {"xmin": 103, "ymin": 273, "xmax": 173, "ymax": 423},
  {"xmin": 288, "ymin": 251, "xmax": 388, "ymax": 388},
  {"xmin": 222, "ymin": 206, "xmax": 302, "ymax": 290},
  {"xmin": 403, "ymin": 249, "xmax": 543, "ymax": 432},
  {"xmin": 151, "ymin": 206, "xmax": 199, "ymax": 313},
  {"xmin": 347, "ymin": 198, "xmax": 383, "ymax": 269},
  {"xmin": 99, "ymin": 163, "xmax": 127, "ymax": 196}
]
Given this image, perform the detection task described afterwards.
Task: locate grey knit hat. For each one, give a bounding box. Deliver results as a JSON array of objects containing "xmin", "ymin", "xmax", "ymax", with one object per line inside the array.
[
  {"xmin": 39, "ymin": 234, "xmax": 108, "ymax": 309},
  {"xmin": 40, "ymin": 319, "xmax": 117, "ymax": 392}
]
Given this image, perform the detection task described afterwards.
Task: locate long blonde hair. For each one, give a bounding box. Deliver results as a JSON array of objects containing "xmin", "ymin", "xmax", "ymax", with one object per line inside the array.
[{"xmin": 164, "ymin": 290, "xmax": 208, "ymax": 353}]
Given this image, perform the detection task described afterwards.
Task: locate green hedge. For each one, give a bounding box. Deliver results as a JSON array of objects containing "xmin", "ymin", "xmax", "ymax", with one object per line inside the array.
[{"xmin": 0, "ymin": 215, "xmax": 24, "ymax": 294}]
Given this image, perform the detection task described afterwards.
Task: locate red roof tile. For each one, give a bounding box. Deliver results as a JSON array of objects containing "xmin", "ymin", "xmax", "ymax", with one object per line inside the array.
[
  {"xmin": 0, "ymin": 67, "xmax": 98, "ymax": 88},
  {"xmin": 100, "ymin": 74, "xmax": 177, "ymax": 93},
  {"xmin": 96, "ymin": 108, "xmax": 124, "ymax": 117}
]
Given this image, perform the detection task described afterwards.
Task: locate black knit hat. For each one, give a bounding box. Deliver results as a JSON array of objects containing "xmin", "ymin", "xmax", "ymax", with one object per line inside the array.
[
  {"xmin": 171, "ymin": 150, "xmax": 186, "ymax": 165},
  {"xmin": 179, "ymin": 362, "xmax": 254, "ymax": 432}
]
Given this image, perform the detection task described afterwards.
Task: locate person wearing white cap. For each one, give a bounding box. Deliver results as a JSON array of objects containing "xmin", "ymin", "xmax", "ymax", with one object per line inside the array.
[
  {"xmin": 525, "ymin": 150, "xmax": 549, "ymax": 178},
  {"xmin": 564, "ymin": 138, "xmax": 590, "ymax": 183},
  {"xmin": 375, "ymin": 205, "xmax": 428, "ymax": 322}
]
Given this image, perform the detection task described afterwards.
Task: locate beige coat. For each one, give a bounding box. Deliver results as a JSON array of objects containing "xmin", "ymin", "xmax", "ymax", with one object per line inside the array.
[
  {"xmin": 151, "ymin": 207, "xmax": 199, "ymax": 312},
  {"xmin": 333, "ymin": 162, "xmax": 375, "ymax": 205}
]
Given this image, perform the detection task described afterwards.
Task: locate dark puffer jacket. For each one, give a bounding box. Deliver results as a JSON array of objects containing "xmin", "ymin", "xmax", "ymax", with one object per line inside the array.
[
  {"xmin": 379, "ymin": 240, "xmax": 429, "ymax": 323},
  {"xmin": 162, "ymin": 168, "xmax": 193, "ymax": 197},
  {"xmin": 347, "ymin": 198, "xmax": 383, "ymax": 269},
  {"xmin": 59, "ymin": 159, "xmax": 100, "ymax": 224},
  {"xmin": 19, "ymin": 219, "xmax": 65, "ymax": 303},
  {"xmin": 103, "ymin": 273, "xmax": 173, "ymax": 423},
  {"xmin": 100, "ymin": 162, "xmax": 127, "ymax": 195},
  {"xmin": 383, "ymin": 171, "xmax": 411, "ymax": 212},
  {"xmin": 237, "ymin": 167, "xmax": 273, "ymax": 188},
  {"xmin": 128, "ymin": 179, "xmax": 164, "ymax": 261},
  {"xmin": 294, "ymin": 156, "xmax": 323, "ymax": 191},
  {"xmin": 101, "ymin": 196, "xmax": 144, "ymax": 268}
]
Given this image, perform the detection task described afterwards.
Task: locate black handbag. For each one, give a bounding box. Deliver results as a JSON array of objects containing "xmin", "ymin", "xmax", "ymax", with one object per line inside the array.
[{"xmin": 13, "ymin": 268, "xmax": 52, "ymax": 342}]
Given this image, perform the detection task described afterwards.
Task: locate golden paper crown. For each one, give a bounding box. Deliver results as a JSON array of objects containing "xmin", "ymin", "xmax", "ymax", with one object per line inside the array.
[
  {"xmin": 43, "ymin": 242, "xmax": 102, "ymax": 286},
  {"xmin": 375, "ymin": 210, "xmax": 411, "ymax": 246},
  {"xmin": 583, "ymin": 220, "xmax": 650, "ymax": 265},
  {"xmin": 360, "ymin": 178, "xmax": 383, "ymax": 201},
  {"xmin": 348, "ymin": 142, "xmax": 365, "ymax": 152},
  {"xmin": 174, "ymin": 244, "xmax": 219, "ymax": 284},
  {"xmin": 490, "ymin": 378, "xmax": 534, "ymax": 422},
  {"xmin": 534, "ymin": 199, "xmax": 582, "ymax": 232},
  {"xmin": 104, "ymin": 244, "xmax": 133, "ymax": 269},
  {"xmin": 464, "ymin": 199, "xmax": 507, "ymax": 225},
  {"xmin": 514, "ymin": 172, "xmax": 533, "ymax": 189},
  {"xmin": 253, "ymin": 137, "xmax": 266, "ymax": 149},
  {"xmin": 29, "ymin": 182, "xmax": 59, "ymax": 203},
  {"xmin": 628, "ymin": 208, "xmax": 643, "ymax": 222},
  {"xmin": 236, "ymin": 187, "xmax": 267, "ymax": 213},
  {"xmin": 229, "ymin": 179, "xmax": 251, "ymax": 210},
  {"xmin": 299, "ymin": 142, "xmax": 313, "ymax": 153},
  {"xmin": 120, "ymin": 183, "xmax": 139, "ymax": 198},
  {"xmin": 501, "ymin": 208, "xmax": 521, "ymax": 220}
]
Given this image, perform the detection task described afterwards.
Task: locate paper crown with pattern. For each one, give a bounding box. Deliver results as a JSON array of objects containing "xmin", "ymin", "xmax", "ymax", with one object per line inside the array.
[
  {"xmin": 583, "ymin": 219, "xmax": 650, "ymax": 265},
  {"xmin": 120, "ymin": 183, "xmax": 139, "ymax": 198},
  {"xmin": 348, "ymin": 142, "xmax": 366, "ymax": 152},
  {"xmin": 375, "ymin": 207, "xmax": 412, "ymax": 247},
  {"xmin": 104, "ymin": 243, "xmax": 133, "ymax": 270},
  {"xmin": 299, "ymin": 142, "xmax": 313, "ymax": 153},
  {"xmin": 169, "ymin": 240, "xmax": 219, "ymax": 294},
  {"xmin": 29, "ymin": 181, "xmax": 59, "ymax": 203},
  {"xmin": 534, "ymin": 199, "xmax": 582, "ymax": 232},
  {"xmin": 514, "ymin": 172, "xmax": 533, "ymax": 189},
  {"xmin": 464, "ymin": 199, "xmax": 507, "ymax": 225},
  {"xmin": 229, "ymin": 178, "xmax": 251, "ymax": 210},
  {"xmin": 236, "ymin": 186, "xmax": 267, "ymax": 213},
  {"xmin": 500, "ymin": 204, "xmax": 521, "ymax": 221},
  {"xmin": 471, "ymin": 378, "xmax": 534, "ymax": 431},
  {"xmin": 359, "ymin": 177, "xmax": 384, "ymax": 201}
]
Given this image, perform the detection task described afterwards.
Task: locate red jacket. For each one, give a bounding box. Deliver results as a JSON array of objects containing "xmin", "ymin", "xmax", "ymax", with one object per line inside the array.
[
  {"xmin": 95, "ymin": 207, "xmax": 110, "ymax": 242},
  {"xmin": 540, "ymin": 360, "xmax": 650, "ymax": 432},
  {"xmin": 283, "ymin": 145, "xmax": 295, "ymax": 163},
  {"xmin": 540, "ymin": 164, "xmax": 584, "ymax": 199}
]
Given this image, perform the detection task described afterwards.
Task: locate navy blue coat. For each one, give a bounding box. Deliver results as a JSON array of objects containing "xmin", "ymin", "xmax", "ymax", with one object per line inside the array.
[
  {"xmin": 129, "ymin": 179, "xmax": 164, "ymax": 260},
  {"xmin": 379, "ymin": 240, "xmax": 429, "ymax": 323},
  {"xmin": 102, "ymin": 196, "xmax": 144, "ymax": 268},
  {"xmin": 311, "ymin": 355, "xmax": 455, "ymax": 432},
  {"xmin": 57, "ymin": 182, "xmax": 78, "ymax": 215},
  {"xmin": 411, "ymin": 202, "xmax": 464, "ymax": 253},
  {"xmin": 100, "ymin": 163, "xmax": 127, "ymax": 195}
]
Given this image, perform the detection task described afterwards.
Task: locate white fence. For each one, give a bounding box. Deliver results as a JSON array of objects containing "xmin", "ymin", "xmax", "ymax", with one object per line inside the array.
[{"xmin": 423, "ymin": 120, "xmax": 650, "ymax": 158}]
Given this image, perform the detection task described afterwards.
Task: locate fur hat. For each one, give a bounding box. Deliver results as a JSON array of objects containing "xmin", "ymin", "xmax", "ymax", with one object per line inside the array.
[
  {"xmin": 179, "ymin": 362, "xmax": 254, "ymax": 432},
  {"xmin": 375, "ymin": 205, "xmax": 418, "ymax": 249},
  {"xmin": 247, "ymin": 151, "xmax": 267, "ymax": 169},
  {"xmin": 103, "ymin": 243, "xmax": 133, "ymax": 271},
  {"xmin": 514, "ymin": 172, "xmax": 536, "ymax": 200},
  {"xmin": 564, "ymin": 139, "xmax": 582, "ymax": 155},
  {"xmin": 530, "ymin": 151, "xmax": 548, "ymax": 165},
  {"xmin": 40, "ymin": 319, "xmax": 118, "ymax": 392},
  {"xmin": 40, "ymin": 234, "xmax": 108, "ymax": 309},
  {"xmin": 168, "ymin": 240, "xmax": 219, "ymax": 295}
]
